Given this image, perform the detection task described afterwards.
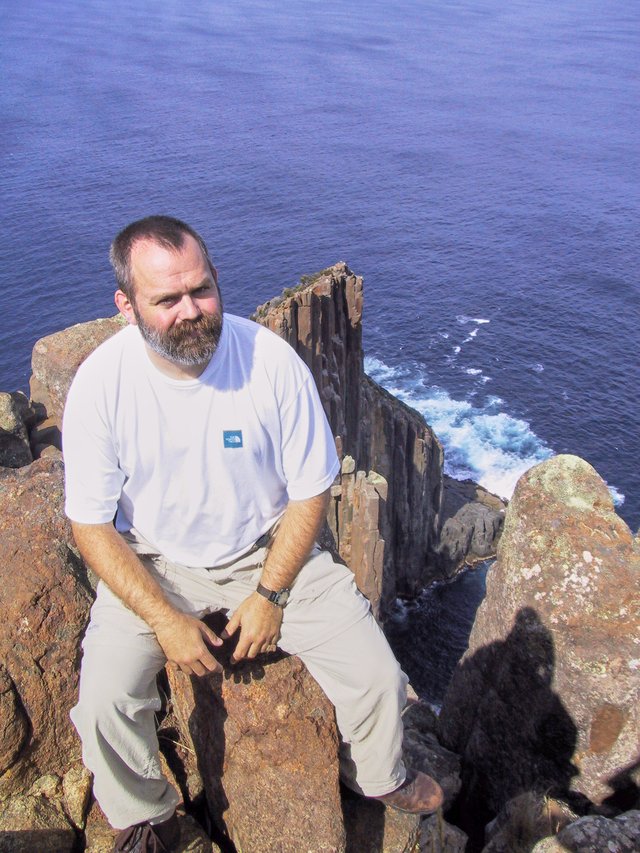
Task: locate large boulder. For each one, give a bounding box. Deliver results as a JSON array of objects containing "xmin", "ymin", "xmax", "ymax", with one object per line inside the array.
[
  {"xmin": 168, "ymin": 635, "xmax": 346, "ymax": 852},
  {"xmin": 30, "ymin": 315, "xmax": 125, "ymax": 426},
  {"xmin": 0, "ymin": 457, "xmax": 93, "ymax": 799},
  {"xmin": 439, "ymin": 455, "xmax": 640, "ymax": 822}
]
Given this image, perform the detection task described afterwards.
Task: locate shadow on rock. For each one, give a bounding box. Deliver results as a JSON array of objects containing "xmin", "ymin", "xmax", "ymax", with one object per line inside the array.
[{"xmin": 441, "ymin": 607, "xmax": 579, "ymax": 849}]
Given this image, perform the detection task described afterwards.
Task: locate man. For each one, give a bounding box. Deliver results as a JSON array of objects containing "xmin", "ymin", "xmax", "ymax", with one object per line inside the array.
[{"xmin": 63, "ymin": 216, "xmax": 443, "ymax": 852}]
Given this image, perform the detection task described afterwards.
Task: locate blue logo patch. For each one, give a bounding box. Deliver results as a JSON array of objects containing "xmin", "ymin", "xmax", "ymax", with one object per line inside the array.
[{"xmin": 223, "ymin": 430, "xmax": 243, "ymax": 449}]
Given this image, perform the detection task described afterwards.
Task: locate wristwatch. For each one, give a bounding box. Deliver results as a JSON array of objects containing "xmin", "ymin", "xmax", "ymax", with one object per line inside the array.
[{"xmin": 256, "ymin": 583, "xmax": 290, "ymax": 608}]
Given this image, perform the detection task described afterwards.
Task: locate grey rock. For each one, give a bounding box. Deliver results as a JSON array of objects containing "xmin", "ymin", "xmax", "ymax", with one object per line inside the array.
[
  {"xmin": 0, "ymin": 392, "xmax": 32, "ymax": 468},
  {"xmin": 555, "ymin": 810, "xmax": 640, "ymax": 852}
]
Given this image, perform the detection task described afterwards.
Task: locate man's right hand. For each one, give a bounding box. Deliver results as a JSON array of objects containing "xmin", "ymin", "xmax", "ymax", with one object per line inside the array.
[{"xmin": 153, "ymin": 611, "xmax": 223, "ymax": 676}]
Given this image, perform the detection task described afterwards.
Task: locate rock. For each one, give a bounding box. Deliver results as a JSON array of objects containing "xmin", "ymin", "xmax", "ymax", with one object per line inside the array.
[
  {"xmin": 0, "ymin": 457, "xmax": 93, "ymax": 799},
  {"xmin": 0, "ymin": 665, "xmax": 29, "ymax": 775},
  {"xmin": 419, "ymin": 814, "xmax": 468, "ymax": 852},
  {"xmin": 0, "ymin": 793, "xmax": 76, "ymax": 852},
  {"xmin": 530, "ymin": 838, "xmax": 566, "ymax": 853},
  {"xmin": 439, "ymin": 455, "xmax": 640, "ymax": 825},
  {"xmin": 402, "ymin": 702, "xmax": 461, "ymax": 811},
  {"xmin": 341, "ymin": 790, "xmax": 421, "ymax": 852},
  {"xmin": 254, "ymin": 264, "xmax": 444, "ymax": 611},
  {"xmin": 168, "ymin": 629, "xmax": 345, "ymax": 852},
  {"xmin": 551, "ymin": 810, "xmax": 640, "ymax": 852},
  {"xmin": 29, "ymin": 415, "xmax": 62, "ymax": 458},
  {"xmin": 481, "ymin": 791, "xmax": 579, "ymax": 853},
  {"xmin": 30, "ymin": 314, "xmax": 125, "ymax": 425},
  {"xmin": 62, "ymin": 763, "xmax": 93, "ymax": 829},
  {"xmin": 434, "ymin": 476, "xmax": 506, "ymax": 577},
  {"xmin": 0, "ymin": 391, "xmax": 33, "ymax": 467}
]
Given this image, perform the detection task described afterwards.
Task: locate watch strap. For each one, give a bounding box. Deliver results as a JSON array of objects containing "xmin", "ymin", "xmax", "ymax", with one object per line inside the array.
[{"xmin": 256, "ymin": 583, "xmax": 290, "ymax": 607}]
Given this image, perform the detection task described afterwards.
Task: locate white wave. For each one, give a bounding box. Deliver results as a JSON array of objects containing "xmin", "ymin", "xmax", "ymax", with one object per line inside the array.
[
  {"xmin": 365, "ymin": 355, "xmax": 553, "ymax": 501},
  {"xmin": 456, "ymin": 315, "xmax": 490, "ymax": 325},
  {"xmin": 464, "ymin": 368, "xmax": 482, "ymax": 375},
  {"xmin": 607, "ymin": 484, "xmax": 625, "ymax": 506},
  {"xmin": 453, "ymin": 346, "xmax": 461, "ymax": 354},
  {"xmin": 479, "ymin": 375, "xmax": 492, "ymax": 384}
]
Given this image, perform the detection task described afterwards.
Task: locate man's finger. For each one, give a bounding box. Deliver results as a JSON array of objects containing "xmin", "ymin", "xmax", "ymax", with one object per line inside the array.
[
  {"xmin": 201, "ymin": 623, "xmax": 223, "ymax": 647},
  {"xmin": 200, "ymin": 648, "xmax": 222, "ymax": 673},
  {"xmin": 220, "ymin": 614, "xmax": 240, "ymax": 639},
  {"xmin": 231, "ymin": 635, "xmax": 252, "ymax": 663}
]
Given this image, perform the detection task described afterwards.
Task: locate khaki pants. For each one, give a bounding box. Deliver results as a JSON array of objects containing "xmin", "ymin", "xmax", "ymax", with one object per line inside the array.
[{"xmin": 71, "ymin": 532, "xmax": 409, "ymax": 829}]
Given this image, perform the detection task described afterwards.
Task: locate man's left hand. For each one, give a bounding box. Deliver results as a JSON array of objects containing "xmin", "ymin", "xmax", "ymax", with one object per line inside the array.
[{"xmin": 221, "ymin": 592, "xmax": 283, "ymax": 663}]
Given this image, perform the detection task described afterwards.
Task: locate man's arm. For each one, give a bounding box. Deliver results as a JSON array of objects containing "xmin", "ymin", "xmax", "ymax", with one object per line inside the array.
[
  {"xmin": 222, "ymin": 488, "xmax": 330, "ymax": 662},
  {"xmin": 71, "ymin": 521, "xmax": 223, "ymax": 676}
]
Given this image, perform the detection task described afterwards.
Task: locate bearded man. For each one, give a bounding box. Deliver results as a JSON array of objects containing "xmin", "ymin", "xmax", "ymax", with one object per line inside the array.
[{"xmin": 63, "ymin": 215, "xmax": 443, "ymax": 852}]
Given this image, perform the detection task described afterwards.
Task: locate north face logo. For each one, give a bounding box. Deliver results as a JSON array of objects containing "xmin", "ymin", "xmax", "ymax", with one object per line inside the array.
[{"xmin": 223, "ymin": 430, "xmax": 243, "ymax": 448}]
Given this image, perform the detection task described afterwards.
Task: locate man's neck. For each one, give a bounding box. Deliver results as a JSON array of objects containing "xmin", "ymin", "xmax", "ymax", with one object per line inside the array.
[{"xmin": 145, "ymin": 346, "xmax": 210, "ymax": 380}]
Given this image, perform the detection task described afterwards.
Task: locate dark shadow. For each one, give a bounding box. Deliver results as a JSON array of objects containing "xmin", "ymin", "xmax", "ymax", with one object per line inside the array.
[
  {"xmin": 340, "ymin": 782, "xmax": 387, "ymax": 853},
  {"xmin": 442, "ymin": 607, "xmax": 579, "ymax": 851},
  {"xmin": 602, "ymin": 757, "xmax": 640, "ymax": 813}
]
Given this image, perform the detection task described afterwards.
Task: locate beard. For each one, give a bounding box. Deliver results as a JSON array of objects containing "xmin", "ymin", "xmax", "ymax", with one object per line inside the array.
[{"xmin": 135, "ymin": 309, "xmax": 224, "ymax": 367}]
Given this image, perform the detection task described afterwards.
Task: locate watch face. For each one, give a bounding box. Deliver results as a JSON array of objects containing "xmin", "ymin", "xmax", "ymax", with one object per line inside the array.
[{"xmin": 277, "ymin": 588, "xmax": 290, "ymax": 606}]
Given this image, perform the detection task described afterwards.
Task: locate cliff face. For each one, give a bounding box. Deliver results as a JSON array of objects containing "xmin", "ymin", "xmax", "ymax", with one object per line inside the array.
[{"xmin": 253, "ymin": 263, "xmax": 444, "ymax": 606}]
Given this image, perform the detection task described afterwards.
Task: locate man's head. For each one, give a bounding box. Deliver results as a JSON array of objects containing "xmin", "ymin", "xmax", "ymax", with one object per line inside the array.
[{"xmin": 110, "ymin": 216, "xmax": 223, "ymax": 370}]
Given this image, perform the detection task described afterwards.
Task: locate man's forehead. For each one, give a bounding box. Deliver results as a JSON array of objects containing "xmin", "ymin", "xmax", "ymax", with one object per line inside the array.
[{"xmin": 130, "ymin": 235, "xmax": 206, "ymax": 273}]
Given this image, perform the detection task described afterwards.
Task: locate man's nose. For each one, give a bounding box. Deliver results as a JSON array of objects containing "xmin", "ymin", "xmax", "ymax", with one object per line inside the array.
[{"xmin": 178, "ymin": 294, "xmax": 201, "ymax": 321}]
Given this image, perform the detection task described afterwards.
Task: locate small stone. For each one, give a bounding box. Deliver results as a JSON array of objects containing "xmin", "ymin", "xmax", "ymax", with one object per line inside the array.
[{"xmin": 62, "ymin": 764, "xmax": 93, "ymax": 829}]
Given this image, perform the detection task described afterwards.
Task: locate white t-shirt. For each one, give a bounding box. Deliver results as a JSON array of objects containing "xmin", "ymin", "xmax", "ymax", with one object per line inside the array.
[{"xmin": 63, "ymin": 314, "xmax": 340, "ymax": 567}]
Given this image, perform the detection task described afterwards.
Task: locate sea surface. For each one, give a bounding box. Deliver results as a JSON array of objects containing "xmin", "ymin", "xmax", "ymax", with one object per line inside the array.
[{"xmin": 2, "ymin": 0, "xmax": 638, "ymax": 698}]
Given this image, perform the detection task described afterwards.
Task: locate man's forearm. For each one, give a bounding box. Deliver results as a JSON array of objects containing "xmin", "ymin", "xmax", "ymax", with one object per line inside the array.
[
  {"xmin": 71, "ymin": 521, "xmax": 178, "ymax": 631},
  {"xmin": 259, "ymin": 488, "xmax": 331, "ymax": 591}
]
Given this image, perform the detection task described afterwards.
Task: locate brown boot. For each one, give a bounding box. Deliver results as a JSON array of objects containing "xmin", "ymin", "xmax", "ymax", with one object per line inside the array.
[
  {"xmin": 113, "ymin": 811, "xmax": 180, "ymax": 852},
  {"xmin": 373, "ymin": 770, "xmax": 444, "ymax": 815}
]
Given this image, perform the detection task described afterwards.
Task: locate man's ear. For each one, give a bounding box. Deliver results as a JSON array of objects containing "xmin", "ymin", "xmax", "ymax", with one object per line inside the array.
[{"xmin": 115, "ymin": 290, "xmax": 137, "ymax": 325}]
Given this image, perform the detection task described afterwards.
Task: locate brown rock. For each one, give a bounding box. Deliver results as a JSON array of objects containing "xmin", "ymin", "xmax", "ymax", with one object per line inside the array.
[
  {"xmin": 0, "ymin": 793, "xmax": 76, "ymax": 852},
  {"xmin": 439, "ymin": 455, "xmax": 640, "ymax": 822},
  {"xmin": 0, "ymin": 391, "xmax": 33, "ymax": 468},
  {"xmin": 168, "ymin": 632, "xmax": 345, "ymax": 853},
  {"xmin": 0, "ymin": 457, "xmax": 93, "ymax": 799},
  {"xmin": 254, "ymin": 265, "xmax": 444, "ymax": 611},
  {"xmin": 30, "ymin": 314, "xmax": 125, "ymax": 424},
  {"xmin": 0, "ymin": 665, "xmax": 29, "ymax": 775}
]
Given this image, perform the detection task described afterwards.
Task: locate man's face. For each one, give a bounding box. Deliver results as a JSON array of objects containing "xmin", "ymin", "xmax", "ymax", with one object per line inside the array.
[{"xmin": 117, "ymin": 235, "xmax": 223, "ymax": 368}]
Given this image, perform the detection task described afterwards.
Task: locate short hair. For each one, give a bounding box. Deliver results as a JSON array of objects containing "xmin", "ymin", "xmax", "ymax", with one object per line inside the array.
[{"xmin": 109, "ymin": 215, "xmax": 213, "ymax": 301}]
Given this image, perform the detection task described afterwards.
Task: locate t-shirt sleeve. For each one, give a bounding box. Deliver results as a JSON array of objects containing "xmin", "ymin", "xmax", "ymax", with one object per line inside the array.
[
  {"xmin": 278, "ymin": 368, "xmax": 340, "ymax": 502},
  {"xmin": 62, "ymin": 366, "xmax": 125, "ymax": 525}
]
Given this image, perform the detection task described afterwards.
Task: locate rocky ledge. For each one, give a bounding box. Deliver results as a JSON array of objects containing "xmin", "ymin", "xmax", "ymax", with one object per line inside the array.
[{"xmin": 1, "ymin": 264, "xmax": 637, "ymax": 852}]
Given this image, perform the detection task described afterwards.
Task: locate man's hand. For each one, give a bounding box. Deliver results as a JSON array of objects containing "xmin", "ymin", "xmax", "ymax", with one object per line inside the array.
[
  {"xmin": 154, "ymin": 610, "xmax": 223, "ymax": 676},
  {"xmin": 221, "ymin": 593, "xmax": 283, "ymax": 663}
]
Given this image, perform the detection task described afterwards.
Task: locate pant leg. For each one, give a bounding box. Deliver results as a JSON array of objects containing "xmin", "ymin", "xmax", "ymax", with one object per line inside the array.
[
  {"xmin": 275, "ymin": 556, "xmax": 410, "ymax": 797},
  {"xmin": 70, "ymin": 580, "xmax": 178, "ymax": 830}
]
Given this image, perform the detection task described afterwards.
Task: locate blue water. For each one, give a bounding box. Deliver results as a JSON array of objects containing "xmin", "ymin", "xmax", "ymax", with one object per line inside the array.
[{"xmin": 2, "ymin": 0, "xmax": 638, "ymax": 529}]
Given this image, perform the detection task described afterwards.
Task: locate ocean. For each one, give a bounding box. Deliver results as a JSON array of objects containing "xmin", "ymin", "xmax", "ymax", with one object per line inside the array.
[{"xmin": 2, "ymin": 0, "xmax": 638, "ymax": 696}]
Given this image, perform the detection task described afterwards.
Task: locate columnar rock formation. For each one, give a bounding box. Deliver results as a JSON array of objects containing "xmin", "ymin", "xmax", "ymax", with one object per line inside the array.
[
  {"xmin": 253, "ymin": 264, "xmax": 445, "ymax": 607},
  {"xmin": 439, "ymin": 455, "xmax": 640, "ymax": 837}
]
